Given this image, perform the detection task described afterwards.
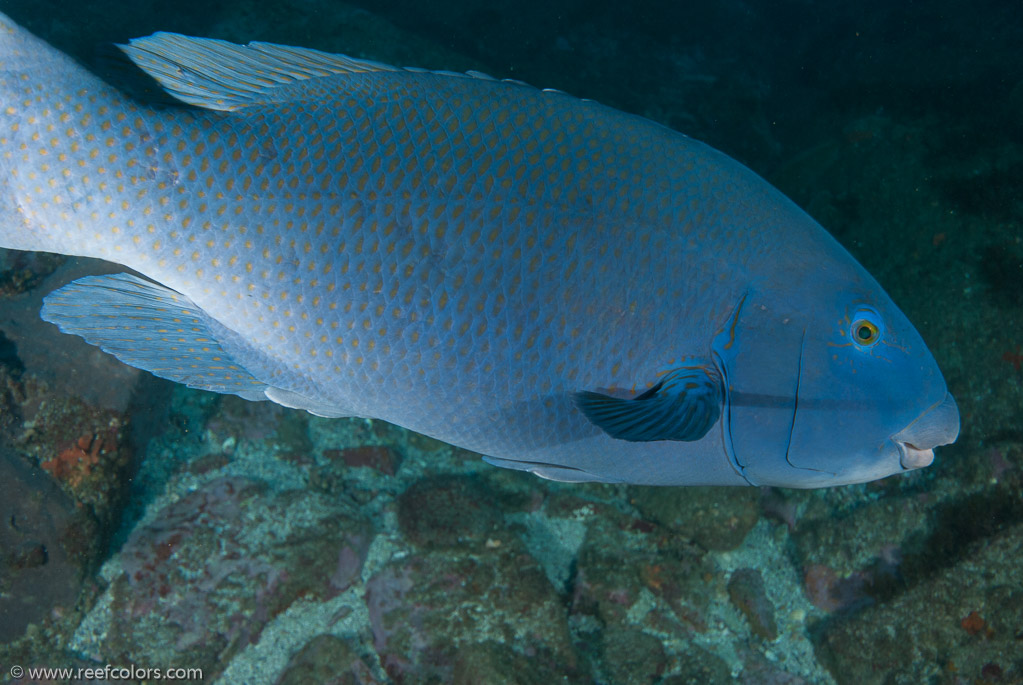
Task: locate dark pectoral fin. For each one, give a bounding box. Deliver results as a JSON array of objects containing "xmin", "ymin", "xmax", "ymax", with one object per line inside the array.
[{"xmin": 574, "ymin": 364, "xmax": 723, "ymax": 442}]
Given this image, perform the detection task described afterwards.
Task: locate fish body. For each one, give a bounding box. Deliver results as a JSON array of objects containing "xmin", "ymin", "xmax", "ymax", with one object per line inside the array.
[{"xmin": 0, "ymin": 14, "xmax": 959, "ymax": 486}]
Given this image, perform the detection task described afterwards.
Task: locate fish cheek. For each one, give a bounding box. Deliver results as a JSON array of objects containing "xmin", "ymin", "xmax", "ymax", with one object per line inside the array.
[{"xmin": 779, "ymin": 326, "xmax": 910, "ymax": 485}]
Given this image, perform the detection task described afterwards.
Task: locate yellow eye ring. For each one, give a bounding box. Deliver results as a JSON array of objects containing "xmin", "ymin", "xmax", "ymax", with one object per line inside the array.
[
  {"xmin": 849, "ymin": 306, "xmax": 884, "ymax": 348},
  {"xmin": 851, "ymin": 319, "xmax": 880, "ymax": 346}
]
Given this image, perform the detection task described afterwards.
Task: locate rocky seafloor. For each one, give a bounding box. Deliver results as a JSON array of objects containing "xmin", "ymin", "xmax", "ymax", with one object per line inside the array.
[{"xmin": 0, "ymin": 0, "xmax": 1021, "ymax": 683}]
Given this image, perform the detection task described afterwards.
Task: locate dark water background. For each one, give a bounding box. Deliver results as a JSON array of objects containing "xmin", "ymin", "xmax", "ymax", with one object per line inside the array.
[{"xmin": 0, "ymin": 1, "xmax": 1020, "ymax": 683}]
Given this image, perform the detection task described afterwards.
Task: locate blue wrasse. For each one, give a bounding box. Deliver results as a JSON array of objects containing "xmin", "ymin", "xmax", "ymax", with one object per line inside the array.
[{"xmin": 0, "ymin": 14, "xmax": 958, "ymax": 487}]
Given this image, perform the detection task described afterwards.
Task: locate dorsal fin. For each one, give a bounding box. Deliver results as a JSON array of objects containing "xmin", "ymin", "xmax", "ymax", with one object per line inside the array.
[
  {"xmin": 119, "ymin": 33, "xmax": 403, "ymax": 110},
  {"xmin": 119, "ymin": 33, "xmax": 507, "ymax": 111}
]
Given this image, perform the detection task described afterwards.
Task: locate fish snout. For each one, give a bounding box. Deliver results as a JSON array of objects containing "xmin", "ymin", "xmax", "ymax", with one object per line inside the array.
[{"xmin": 893, "ymin": 393, "xmax": 960, "ymax": 469}]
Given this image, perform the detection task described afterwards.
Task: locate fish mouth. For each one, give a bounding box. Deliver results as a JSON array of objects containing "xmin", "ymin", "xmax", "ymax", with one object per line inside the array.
[
  {"xmin": 896, "ymin": 441, "xmax": 935, "ymax": 469},
  {"xmin": 893, "ymin": 392, "xmax": 960, "ymax": 470}
]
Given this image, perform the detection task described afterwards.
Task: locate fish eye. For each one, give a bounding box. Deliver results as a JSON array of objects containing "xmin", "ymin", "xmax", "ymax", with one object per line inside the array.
[{"xmin": 849, "ymin": 307, "xmax": 883, "ymax": 348}]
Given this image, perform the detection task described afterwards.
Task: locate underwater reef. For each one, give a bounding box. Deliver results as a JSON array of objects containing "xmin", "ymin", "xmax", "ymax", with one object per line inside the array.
[{"xmin": 0, "ymin": 0, "xmax": 1021, "ymax": 682}]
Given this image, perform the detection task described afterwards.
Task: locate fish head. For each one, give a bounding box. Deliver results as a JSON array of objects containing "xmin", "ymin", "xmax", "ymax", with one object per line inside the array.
[{"xmin": 713, "ymin": 277, "xmax": 959, "ymax": 488}]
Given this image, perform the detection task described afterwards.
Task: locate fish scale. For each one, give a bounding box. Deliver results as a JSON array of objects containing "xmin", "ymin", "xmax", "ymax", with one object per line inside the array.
[{"xmin": 0, "ymin": 14, "xmax": 959, "ymax": 487}]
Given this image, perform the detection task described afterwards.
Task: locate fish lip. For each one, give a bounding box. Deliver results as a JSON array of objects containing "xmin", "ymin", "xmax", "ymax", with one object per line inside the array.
[
  {"xmin": 892, "ymin": 392, "xmax": 959, "ymax": 470},
  {"xmin": 897, "ymin": 440, "xmax": 934, "ymax": 469}
]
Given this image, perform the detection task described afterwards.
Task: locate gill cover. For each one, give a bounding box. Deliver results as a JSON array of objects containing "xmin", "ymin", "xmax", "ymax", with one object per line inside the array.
[{"xmin": 712, "ymin": 293, "xmax": 806, "ymax": 486}]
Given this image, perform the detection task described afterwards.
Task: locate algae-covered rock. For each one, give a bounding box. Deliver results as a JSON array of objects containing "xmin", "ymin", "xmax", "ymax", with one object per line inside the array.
[
  {"xmin": 365, "ymin": 535, "xmax": 584, "ymax": 683},
  {"xmin": 396, "ymin": 474, "xmax": 503, "ymax": 549},
  {"xmin": 571, "ymin": 507, "xmax": 716, "ymax": 640},
  {"xmin": 0, "ymin": 448, "xmax": 97, "ymax": 643},
  {"xmin": 813, "ymin": 521, "xmax": 1023, "ymax": 684},
  {"xmin": 99, "ymin": 477, "xmax": 372, "ymax": 678},
  {"xmin": 630, "ymin": 486, "xmax": 759, "ymax": 551},
  {"xmin": 727, "ymin": 568, "xmax": 778, "ymax": 641},
  {"xmin": 600, "ymin": 626, "xmax": 668, "ymax": 684},
  {"xmin": 451, "ymin": 640, "xmax": 576, "ymax": 685},
  {"xmin": 277, "ymin": 634, "xmax": 382, "ymax": 685},
  {"xmin": 792, "ymin": 490, "xmax": 931, "ymax": 578},
  {"xmin": 662, "ymin": 646, "xmax": 732, "ymax": 684}
]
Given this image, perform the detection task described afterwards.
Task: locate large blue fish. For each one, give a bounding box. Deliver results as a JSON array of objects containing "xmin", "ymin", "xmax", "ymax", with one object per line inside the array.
[{"xmin": 0, "ymin": 14, "xmax": 958, "ymax": 487}]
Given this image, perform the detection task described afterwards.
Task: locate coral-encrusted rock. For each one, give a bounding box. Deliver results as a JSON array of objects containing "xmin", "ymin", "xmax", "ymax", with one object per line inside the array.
[
  {"xmin": 813, "ymin": 522, "xmax": 1023, "ymax": 684},
  {"xmin": 21, "ymin": 389, "xmax": 134, "ymax": 530},
  {"xmin": 396, "ymin": 475, "xmax": 502, "ymax": 549},
  {"xmin": 102, "ymin": 477, "xmax": 372, "ymax": 678},
  {"xmin": 277, "ymin": 634, "xmax": 382, "ymax": 685},
  {"xmin": 451, "ymin": 640, "xmax": 576, "ymax": 685},
  {"xmin": 662, "ymin": 647, "xmax": 732, "ymax": 683},
  {"xmin": 739, "ymin": 651, "xmax": 809, "ymax": 684},
  {"xmin": 600, "ymin": 626, "xmax": 668, "ymax": 684},
  {"xmin": 630, "ymin": 486, "xmax": 760, "ymax": 551},
  {"xmin": 365, "ymin": 536, "xmax": 583, "ymax": 683},
  {"xmin": 324, "ymin": 445, "xmax": 402, "ymax": 476}
]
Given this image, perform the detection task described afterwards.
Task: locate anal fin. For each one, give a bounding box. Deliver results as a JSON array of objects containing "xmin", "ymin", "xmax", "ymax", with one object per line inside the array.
[
  {"xmin": 41, "ymin": 273, "xmax": 267, "ymax": 399},
  {"xmin": 481, "ymin": 455, "xmax": 615, "ymax": 483},
  {"xmin": 263, "ymin": 386, "xmax": 359, "ymax": 418}
]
